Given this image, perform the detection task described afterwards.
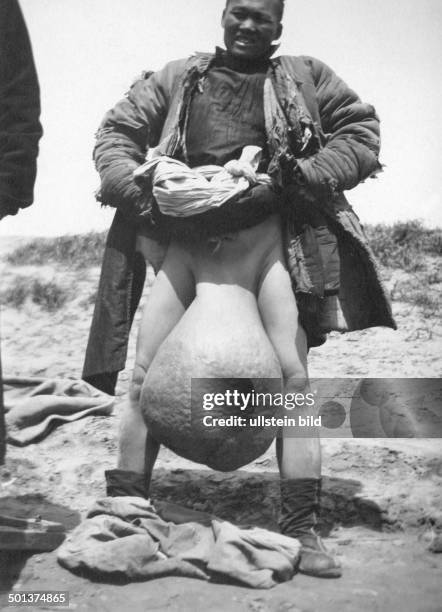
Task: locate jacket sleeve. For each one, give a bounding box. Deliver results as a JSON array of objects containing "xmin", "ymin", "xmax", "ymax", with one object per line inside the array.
[
  {"xmin": 93, "ymin": 59, "xmax": 186, "ymax": 224},
  {"xmin": 0, "ymin": 0, "xmax": 42, "ymax": 219},
  {"xmin": 295, "ymin": 56, "xmax": 382, "ymax": 201}
]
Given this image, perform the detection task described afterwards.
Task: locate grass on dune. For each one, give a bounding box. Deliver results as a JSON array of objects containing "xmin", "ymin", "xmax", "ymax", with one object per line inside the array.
[
  {"xmin": 1, "ymin": 277, "xmax": 69, "ymax": 311},
  {"xmin": 3, "ymin": 220, "xmax": 441, "ymax": 313},
  {"xmin": 364, "ymin": 220, "xmax": 442, "ymax": 271},
  {"xmin": 6, "ymin": 231, "xmax": 107, "ymax": 268},
  {"xmin": 6, "ymin": 220, "xmax": 441, "ymax": 271}
]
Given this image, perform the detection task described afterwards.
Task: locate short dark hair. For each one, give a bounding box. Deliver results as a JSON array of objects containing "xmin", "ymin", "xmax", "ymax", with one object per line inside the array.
[{"xmin": 225, "ymin": 0, "xmax": 285, "ymax": 20}]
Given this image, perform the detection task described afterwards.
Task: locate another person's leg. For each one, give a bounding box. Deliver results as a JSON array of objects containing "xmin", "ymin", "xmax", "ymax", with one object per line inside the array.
[
  {"xmin": 257, "ymin": 245, "xmax": 341, "ymax": 578},
  {"xmin": 0, "ymin": 337, "xmax": 5, "ymax": 465},
  {"xmin": 106, "ymin": 241, "xmax": 195, "ymax": 497}
]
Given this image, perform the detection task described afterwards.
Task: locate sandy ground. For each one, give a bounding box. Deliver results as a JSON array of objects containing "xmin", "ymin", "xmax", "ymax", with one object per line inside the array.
[{"xmin": 0, "ymin": 237, "xmax": 441, "ymax": 611}]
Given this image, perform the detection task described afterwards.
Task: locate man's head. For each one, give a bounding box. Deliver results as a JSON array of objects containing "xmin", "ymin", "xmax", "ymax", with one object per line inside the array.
[{"xmin": 222, "ymin": 0, "xmax": 284, "ymax": 61}]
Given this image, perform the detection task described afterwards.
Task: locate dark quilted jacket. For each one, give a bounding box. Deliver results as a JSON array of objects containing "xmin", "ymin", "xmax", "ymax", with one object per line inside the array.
[{"xmin": 83, "ymin": 52, "xmax": 396, "ymax": 392}]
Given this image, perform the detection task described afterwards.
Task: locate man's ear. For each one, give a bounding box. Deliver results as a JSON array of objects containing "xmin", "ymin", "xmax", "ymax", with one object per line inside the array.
[{"xmin": 275, "ymin": 23, "xmax": 283, "ymax": 41}]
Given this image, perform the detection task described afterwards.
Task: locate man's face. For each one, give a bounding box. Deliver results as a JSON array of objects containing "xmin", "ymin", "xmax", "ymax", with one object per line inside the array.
[{"xmin": 222, "ymin": 0, "xmax": 283, "ymax": 60}]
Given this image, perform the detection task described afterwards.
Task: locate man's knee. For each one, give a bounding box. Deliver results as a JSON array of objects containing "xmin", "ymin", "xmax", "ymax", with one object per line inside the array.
[
  {"xmin": 130, "ymin": 363, "xmax": 147, "ymax": 402},
  {"xmin": 279, "ymin": 324, "xmax": 308, "ymax": 387},
  {"xmin": 285, "ymin": 371, "xmax": 309, "ymax": 394}
]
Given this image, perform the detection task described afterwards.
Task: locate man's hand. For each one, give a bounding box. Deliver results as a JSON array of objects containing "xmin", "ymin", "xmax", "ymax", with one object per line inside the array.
[{"xmin": 224, "ymin": 159, "xmax": 259, "ymax": 185}]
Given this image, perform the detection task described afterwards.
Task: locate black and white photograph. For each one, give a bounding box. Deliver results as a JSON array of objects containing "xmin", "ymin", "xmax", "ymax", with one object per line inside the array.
[{"xmin": 1, "ymin": 1, "xmax": 441, "ymax": 610}]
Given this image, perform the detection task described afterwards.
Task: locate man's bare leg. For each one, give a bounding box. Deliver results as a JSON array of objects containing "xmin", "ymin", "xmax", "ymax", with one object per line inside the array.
[
  {"xmin": 256, "ymin": 245, "xmax": 319, "ymax": 478},
  {"xmin": 107, "ymin": 242, "xmax": 195, "ymax": 496},
  {"xmin": 257, "ymin": 243, "xmax": 341, "ymax": 578}
]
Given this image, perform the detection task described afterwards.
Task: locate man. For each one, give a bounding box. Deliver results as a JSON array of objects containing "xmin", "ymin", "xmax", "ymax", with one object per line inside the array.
[
  {"xmin": 0, "ymin": 0, "xmax": 43, "ymax": 463},
  {"xmin": 84, "ymin": 0, "xmax": 396, "ymax": 578}
]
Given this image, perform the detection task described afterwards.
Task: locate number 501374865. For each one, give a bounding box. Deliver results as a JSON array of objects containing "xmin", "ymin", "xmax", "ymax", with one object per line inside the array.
[{"xmin": 5, "ymin": 592, "xmax": 69, "ymax": 606}]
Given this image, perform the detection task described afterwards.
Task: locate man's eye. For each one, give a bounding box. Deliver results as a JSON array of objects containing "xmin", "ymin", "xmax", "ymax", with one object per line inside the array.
[
  {"xmin": 232, "ymin": 10, "xmax": 247, "ymax": 19},
  {"xmin": 256, "ymin": 16, "xmax": 272, "ymax": 24},
  {"xmin": 231, "ymin": 10, "xmax": 272, "ymax": 24}
]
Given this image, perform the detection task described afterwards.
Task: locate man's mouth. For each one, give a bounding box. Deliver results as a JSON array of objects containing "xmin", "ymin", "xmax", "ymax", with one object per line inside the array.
[{"xmin": 235, "ymin": 36, "xmax": 257, "ymax": 47}]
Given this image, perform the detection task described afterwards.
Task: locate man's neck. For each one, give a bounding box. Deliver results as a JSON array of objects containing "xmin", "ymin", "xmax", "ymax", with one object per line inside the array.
[{"xmin": 215, "ymin": 47, "xmax": 272, "ymax": 73}]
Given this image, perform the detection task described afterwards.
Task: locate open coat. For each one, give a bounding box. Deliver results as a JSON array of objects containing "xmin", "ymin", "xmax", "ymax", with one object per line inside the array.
[{"xmin": 83, "ymin": 52, "xmax": 396, "ymax": 392}]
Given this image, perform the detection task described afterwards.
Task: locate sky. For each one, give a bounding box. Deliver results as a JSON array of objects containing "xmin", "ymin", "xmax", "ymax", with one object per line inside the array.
[{"xmin": 1, "ymin": 0, "xmax": 441, "ymax": 237}]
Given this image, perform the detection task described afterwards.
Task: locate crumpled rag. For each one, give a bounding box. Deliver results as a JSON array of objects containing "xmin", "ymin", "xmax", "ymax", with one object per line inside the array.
[{"xmin": 57, "ymin": 497, "xmax": 300, "ymax": 589}]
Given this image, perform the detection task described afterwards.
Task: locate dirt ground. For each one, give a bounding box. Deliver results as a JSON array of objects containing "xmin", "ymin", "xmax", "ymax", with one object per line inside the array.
[{"xmin": 0, "ymin": 238, "xmax": 441, "ymax": 611}]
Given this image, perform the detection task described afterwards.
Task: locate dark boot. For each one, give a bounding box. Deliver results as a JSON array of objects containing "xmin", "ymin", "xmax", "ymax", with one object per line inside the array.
[
  {"xmin": 279, "ymin": 478, "xmax": 342, "ymax": 578},
  {"xmin": 83, "ymin": 371, "xmax": 119, "ymax": 396},
  {"xmin": 105, "ymin": 469, "xmax": 150, "ymax": 498}
]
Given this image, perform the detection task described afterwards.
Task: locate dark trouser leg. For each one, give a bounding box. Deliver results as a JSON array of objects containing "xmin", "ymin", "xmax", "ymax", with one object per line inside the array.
[{"xmin": 0, "ymin": 338, "xmax": 5, "ymax": 465}]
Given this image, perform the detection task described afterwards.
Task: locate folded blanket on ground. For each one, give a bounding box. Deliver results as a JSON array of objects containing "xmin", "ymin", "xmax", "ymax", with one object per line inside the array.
[
  {"xmin": 57, "ymin": 497, "xmax": 300, "ymax": 588},
  {"xmin": 4, "ymin": 377, "xmax": 114, "ymax": 445}
]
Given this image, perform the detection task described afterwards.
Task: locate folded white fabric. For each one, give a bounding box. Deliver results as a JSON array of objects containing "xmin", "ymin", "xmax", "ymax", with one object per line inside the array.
[{"xmin": 133, "ymin": 145, "xmax": 272, "ymax": 218}]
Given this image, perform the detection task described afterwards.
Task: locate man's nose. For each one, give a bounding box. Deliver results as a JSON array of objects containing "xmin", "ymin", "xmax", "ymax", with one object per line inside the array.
[{"xmin": 239, "ymin": 17, "xmax": 257, "ymax": 31}]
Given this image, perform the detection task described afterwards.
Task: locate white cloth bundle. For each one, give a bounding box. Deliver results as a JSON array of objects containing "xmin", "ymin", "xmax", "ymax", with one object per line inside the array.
[{"xmin": 133, "ymin": 145, "xmax": 272, "ymax": 218}]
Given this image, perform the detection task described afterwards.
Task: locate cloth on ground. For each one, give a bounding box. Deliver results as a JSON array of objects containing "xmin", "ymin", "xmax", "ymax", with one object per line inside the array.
[
  {"xmin": 134, "ymin": 145, "xmax": 272, "ymax": 217},
  {"xmin": 4, "ymin": 377, "xmax": 114, "ymax": 445},
  {"xmin": 57, "ymin": 496, "xmax": 300, "ymax": 588}
]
